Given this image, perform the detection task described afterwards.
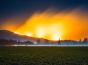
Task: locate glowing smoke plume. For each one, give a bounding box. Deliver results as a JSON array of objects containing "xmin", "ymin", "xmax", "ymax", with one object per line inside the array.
[{"xmin": 2, "ymin": 9, "xmax": 88, "ymax": 41}]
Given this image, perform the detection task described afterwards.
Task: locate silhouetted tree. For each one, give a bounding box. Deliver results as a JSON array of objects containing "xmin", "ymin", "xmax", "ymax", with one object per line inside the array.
[{"xmin": 83, "ymin": 38, "xmax": 88, "ymax": 43}]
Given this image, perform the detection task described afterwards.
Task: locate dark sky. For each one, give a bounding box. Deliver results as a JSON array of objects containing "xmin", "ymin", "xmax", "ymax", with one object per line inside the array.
[
  {"xmin": 0, "ymin": 0, "xmax": 88, "ymax": 26},
  {"xmin": 0, "ymin": 0, "xmax": 88, "ymax": 18}
]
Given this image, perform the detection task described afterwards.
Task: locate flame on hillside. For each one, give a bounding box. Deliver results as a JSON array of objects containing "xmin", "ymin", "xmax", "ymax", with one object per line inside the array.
[{"xmin": 2, "ymin": 9, "xmax": 88, "ymax": 41}]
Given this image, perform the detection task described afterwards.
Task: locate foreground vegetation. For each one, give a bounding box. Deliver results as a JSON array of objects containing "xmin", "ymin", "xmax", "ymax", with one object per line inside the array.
[{"xmin": 0, "ymin": 47, "xmax": 88, "ymax": 65}]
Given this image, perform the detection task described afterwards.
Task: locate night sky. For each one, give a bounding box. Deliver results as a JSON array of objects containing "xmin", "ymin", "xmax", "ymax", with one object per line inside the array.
[{"xmin": 0, "ymin": 0, "xmax": 88, "ymax": 21}]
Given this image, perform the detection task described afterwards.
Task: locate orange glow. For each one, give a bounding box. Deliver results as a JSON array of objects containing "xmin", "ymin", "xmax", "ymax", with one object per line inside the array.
[
  {"xmin": 25, "ymin": 32, "xmax": 32, "ymax": 36},
  {"xmin": 3, "ymin": 9, "xmax": 88, "ymax": 41},
  {"xmin": 15, "ymin": 12, "xmax": 65, "ymax": 40}
]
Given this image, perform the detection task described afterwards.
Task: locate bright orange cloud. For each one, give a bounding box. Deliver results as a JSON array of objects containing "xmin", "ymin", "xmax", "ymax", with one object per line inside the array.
[{"xmin": 2, "ymin": 9, "xmax": 88, "ymax": 41}]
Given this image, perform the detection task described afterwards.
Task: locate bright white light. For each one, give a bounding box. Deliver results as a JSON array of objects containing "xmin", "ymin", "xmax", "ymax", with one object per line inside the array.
[{"xmin": 51, "ymin": 35, "xmax": 59, "ymax": 41}]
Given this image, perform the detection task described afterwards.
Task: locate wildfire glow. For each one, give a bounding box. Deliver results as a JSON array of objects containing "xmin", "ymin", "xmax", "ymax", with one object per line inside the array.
[
  {"xmin": 2, "ymin": 9, "xmax": 88, "ymax": 41},
  {"xmin": 15, "ymin": 11, "xmax": 65, "ymax": 40},
  {"xmin": 25, "ymin": 32, "xmax": 32, "ymax": 36}
]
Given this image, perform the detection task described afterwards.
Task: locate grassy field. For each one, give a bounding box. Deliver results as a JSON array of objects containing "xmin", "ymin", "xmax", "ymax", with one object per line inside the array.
[{"xmin": 0, "ymin": 47, "xmax": 88, "ymax": 65}]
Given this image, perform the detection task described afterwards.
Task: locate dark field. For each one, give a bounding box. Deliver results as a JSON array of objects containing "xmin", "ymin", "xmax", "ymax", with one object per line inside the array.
[{"xmin": 0, "ymin": 47, "xmax": 88, "ymax": 65}]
